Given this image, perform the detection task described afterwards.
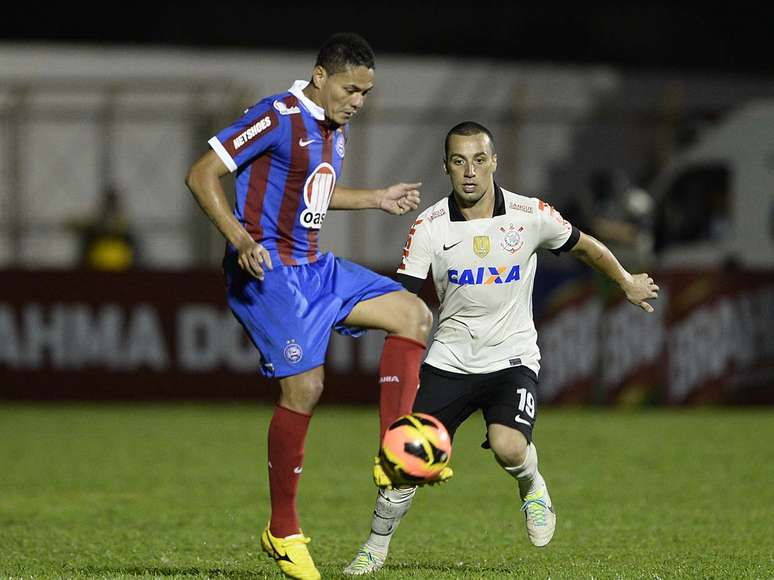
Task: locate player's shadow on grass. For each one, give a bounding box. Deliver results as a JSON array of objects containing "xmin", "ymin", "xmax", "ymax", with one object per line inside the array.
[{"xmin": 73, "ymin": 566, "xmax": 259, "ymax": 578}]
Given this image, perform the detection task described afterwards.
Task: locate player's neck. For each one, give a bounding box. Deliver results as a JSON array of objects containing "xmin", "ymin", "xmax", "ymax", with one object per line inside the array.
[
  {"xmin": 302, "ymin": 83, "xmax": 340, "ymax": 130},
  {"xmin": 456, "ymin": 185, "xmax": 495, "ymax": 220}
]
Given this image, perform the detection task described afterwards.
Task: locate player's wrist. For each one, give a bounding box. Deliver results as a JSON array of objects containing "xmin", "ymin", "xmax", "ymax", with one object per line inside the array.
[
  {"xmin": 374, "ymin": 188, "xmax": 388, "ymax": 210},
  {"xmin": 230, "ymin": 228, "xmax": 256, "ymax": 250},
  {"xmin": 617, "ymin": 271, "xmax": 634, "ymax": 291}
]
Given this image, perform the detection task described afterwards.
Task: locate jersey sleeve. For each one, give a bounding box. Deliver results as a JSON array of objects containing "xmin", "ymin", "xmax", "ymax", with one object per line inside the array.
[
  {"xmin": 536, "ymin": 198, "xmax": 576, "ymax": 251},
  {"xmin": 208, "ymin": 103, "xmax": 280, "ymax": 173},
  {"xmin": 397, "ymin": 214, "xmax": 432, "ymax": 280}
]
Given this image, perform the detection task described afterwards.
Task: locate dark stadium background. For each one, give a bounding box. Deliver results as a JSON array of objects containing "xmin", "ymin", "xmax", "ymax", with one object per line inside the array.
[
  {"xmin": 3, "ymin": 2, "xmax": 774, "ymax": 74},
  {"xmin": 1, "ymin": 3, "xmax": 773, "ymax": 405}
]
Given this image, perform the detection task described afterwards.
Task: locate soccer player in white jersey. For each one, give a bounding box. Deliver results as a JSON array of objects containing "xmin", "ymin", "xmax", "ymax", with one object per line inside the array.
[{"xmin": 344, "ymin": 121, "xmax": 659, "ymax": 574}]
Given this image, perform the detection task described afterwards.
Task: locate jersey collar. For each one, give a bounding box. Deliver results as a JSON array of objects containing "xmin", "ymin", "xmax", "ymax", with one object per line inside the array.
[
  {"xmin": 448, "ymin": 182, "xmax": 506, "ymax": 221},
  {"xmin": 288, "ymin": 80, "xmax": 326, "ymax": 121}
]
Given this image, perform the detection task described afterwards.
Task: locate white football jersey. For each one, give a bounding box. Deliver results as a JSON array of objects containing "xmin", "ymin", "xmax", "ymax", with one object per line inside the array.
[{"xmin": 398, "ymin": 185, "xmax": 576, "ymax": 375}]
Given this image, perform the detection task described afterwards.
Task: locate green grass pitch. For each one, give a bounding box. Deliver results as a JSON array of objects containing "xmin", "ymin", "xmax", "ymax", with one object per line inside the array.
[{"xmin": 1, "ymin": 404, "xmax": 772, "ymax": 579}]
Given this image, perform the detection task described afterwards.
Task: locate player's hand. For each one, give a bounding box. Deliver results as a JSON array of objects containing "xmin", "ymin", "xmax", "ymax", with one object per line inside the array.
[
  {"xmin": 236, "ymin": 240, "xmax": 273, "ymax": 281},
  {"xmin": 621, "ymin": 273, "xmax": 659, "ymax": 313},
  {"xmin": 378, "ymin": 182, "xmax": 422, "ymax": 215}
]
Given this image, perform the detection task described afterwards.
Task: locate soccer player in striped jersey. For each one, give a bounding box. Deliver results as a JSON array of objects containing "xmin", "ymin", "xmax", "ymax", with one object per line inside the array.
[
  {"xmin": 186, "ymin": 33, "xmax": 432, "ymax": 580},
  {"xmin": 344, "ymin": 122, "xmax": 659, "ymax": 574}
]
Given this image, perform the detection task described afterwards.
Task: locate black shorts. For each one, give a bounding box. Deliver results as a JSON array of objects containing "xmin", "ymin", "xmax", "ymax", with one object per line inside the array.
[{"xmin": 413, "ymin": 363, "xmax": 539, "ymax": 445}]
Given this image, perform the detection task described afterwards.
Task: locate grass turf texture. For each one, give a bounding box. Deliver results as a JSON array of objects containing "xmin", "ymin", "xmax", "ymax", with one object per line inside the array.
[{"xmin": 1, "ymin": 404, "xmax": 772, "ymax": 579}]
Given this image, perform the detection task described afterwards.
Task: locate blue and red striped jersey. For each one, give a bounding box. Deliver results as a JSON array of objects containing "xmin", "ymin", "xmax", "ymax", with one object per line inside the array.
[{"xmin": 209, "ymin": 80, "xmax": 348, "ymax": 266}]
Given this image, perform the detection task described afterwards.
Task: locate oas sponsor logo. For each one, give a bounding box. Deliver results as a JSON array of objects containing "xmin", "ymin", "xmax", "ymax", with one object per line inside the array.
[
  {"xmin": 283, "ymin": 340, "xmax": 303, "ymax": 364},
  {"xmin": 300, "ymin": 163, "xmax": 337, "ymax": 229},
  {"xmin": 232, "ymin": 115, "xmax": 272, "ymax": 149},
  {"xmin": 448, "ymin": 265, "xmax": 520, "ymax": 285},
  {"xmin": 500, "ymin": 224, "xmax": 524, "ymax": 254},
  {"xmin": 335, "ymin": 133, "xmax": 346, "ymax": 158},
  {"xmin": 273, "ymin": 100, "xmax": 300, "ymax": 115}
]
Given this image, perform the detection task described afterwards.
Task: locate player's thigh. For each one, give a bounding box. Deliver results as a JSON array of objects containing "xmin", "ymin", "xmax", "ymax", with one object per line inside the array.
[
  {"xmin": 225, "ymin": 259, "xmax": 334, "ymax": 378},
  {"xmin": 481, "ymin": 366, "xmax": 539, "ymax": 445},
  {"xmin": 413, "ymin": 364, "xmax": 478, "ymax": 440},
  {"xmin": 342, "ymin": 289, "xmax": 431, "ymax": 338}
]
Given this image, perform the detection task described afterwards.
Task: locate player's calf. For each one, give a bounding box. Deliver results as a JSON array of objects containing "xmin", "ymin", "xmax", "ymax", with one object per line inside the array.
[{"xmin": 344, "ymin": 486, "xmax": 416, "ymax": 575}]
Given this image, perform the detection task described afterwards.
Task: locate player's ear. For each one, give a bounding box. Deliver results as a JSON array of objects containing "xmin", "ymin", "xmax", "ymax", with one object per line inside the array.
[
  {"xmin": 311, "ymin": 66, "xmax": 327, "ymax": 90},
  {"xmin": 442, "ymin": 158, "xmax": 449, "ymax": 175},
  {"xmin": 491, "ymin": 153, "xmax": 498, "ymax": 171}
]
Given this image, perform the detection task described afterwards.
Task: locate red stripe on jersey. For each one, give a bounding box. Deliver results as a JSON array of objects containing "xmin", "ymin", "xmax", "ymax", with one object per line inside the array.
[
  {"xmin": 224, "ymin": 109, "xmax": 278, "ymax": 161},
  {"xmin": 276, "ymin": 96, "xmax": 308, "ymax": 265},
  {"xmin": 244, "ymin": 152, "xmax": 272, "ymax": 241},
  {"xmin": 398, "ymin": 218, "xmax": 423, "ymax": 270}
]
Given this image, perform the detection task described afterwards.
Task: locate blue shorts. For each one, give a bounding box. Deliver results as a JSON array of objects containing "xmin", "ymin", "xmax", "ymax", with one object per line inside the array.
[{"xmin": 224, "ymin": 251, "xmax": 403, "ymax": 378}]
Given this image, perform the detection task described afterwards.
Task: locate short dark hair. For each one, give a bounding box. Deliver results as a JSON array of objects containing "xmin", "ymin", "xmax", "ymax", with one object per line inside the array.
[
  {"xmin": 315, "ymin": 33, "xmax": 375, "ymax": 75},
  {"xmin": 444, "ymin": 121, "xmax": 496, "ymax": 159}
]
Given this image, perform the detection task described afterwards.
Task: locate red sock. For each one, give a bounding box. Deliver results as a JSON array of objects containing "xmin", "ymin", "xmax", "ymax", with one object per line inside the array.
[
  {"xmin": 378, "ymin": 335, "xmax": 426, "ymax": 441},
  {"xmin": 268, "ymin": 405, "xmax": 311, "ymax": 538}
]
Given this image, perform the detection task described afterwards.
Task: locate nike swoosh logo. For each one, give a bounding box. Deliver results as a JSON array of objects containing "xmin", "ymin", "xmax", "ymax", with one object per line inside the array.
[
  {"xmin": 267, "ymin": 535, "xmax": 294, "ymax": 563},
  {"xmin": 443, "ymin": 241, "xmax": 461, "ymax": 251},
  {"xmin": 298, "ymin": 138, "xmax": 315, "ymax": 147},
  {"xmin": 293, "ymin": 466, "xmax": 303, "ymax": 474},
  {"xmin": 514, "ymin": 414, "xmax": 532, "ymax": 426}
]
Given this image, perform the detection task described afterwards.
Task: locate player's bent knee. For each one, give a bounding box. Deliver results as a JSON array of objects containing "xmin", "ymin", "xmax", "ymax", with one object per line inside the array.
[
  {"xmin": 278, "ymin": 373, "xmax": 325, "ymax": 413},
  {"xmin": 489, "ymin": 429, "xmax": 529, "ymax": 466},
  {"xmin": 404, "ymin": 295, "xmax": 433, "ymax": 340},
  {"xmin": 493, "ymin": 443, "xmax": 529, "ymax": 467},
  {"xmin": 378, "ymin": 292, "xmax": 432, "ymax": 340}
]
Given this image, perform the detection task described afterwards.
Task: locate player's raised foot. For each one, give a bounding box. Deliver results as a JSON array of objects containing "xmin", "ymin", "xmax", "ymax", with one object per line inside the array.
[
  {"xmin": 343, "ymin": 545, "xmax": 387, "ymax": 575},
  {"xmin": 260, "ymin": 526, "xmax": 321, "ymax": 580},
  {"xmin": 520, "ymin": 482, "xmax": 556, "ymax": 547},
  {"xmin": 373, "ymin": 455, "xmax": 454, "ymax": 488},
  {"xmin": 372, "ymin": 455, "xmax": 394, "ymax": 488},
  {"xmin": 424, "ymin": 465, "xmax": 454, "ymax": 486}
]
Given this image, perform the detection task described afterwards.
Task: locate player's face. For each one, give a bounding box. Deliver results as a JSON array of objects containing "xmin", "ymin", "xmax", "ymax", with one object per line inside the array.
[
  {"xmin": 444, "ymin": 133, "xmax": 498, "ymax": 206},
  {"xmin": 314, "ymin": 65, "xmax": 374, "ymax": 126}
]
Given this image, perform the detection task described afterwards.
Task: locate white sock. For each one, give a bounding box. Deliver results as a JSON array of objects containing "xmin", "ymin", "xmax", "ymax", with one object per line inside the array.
[
  {"xmin": 363, "ymin": 486, "xmax": 417, "ymax": 552},
  {"xmin": 503, "ymin": 443, "xmax": 543, "ymax": 499}
]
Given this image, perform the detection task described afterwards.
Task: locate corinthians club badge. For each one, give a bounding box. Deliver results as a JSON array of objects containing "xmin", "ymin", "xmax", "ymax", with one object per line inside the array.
[{"xmin": 499, "ymin": 224, "xmax": 524, "ymax": 253}]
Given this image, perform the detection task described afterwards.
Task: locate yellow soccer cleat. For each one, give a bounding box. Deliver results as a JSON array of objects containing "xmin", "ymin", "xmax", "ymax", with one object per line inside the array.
[
  {"xmin": 260, "ymin": 525, "xmax": 321, "ymax": 580},
  {"xmin": 372, "ymin": 455, "xmax": 394, "ymax": 488},
  {"xmin": 372, "ymin": 455, "xmax": 454, "ymax": 488},
  {"xmin": 425, "ymin": 464, "xmax": 454, "ymax": 486}
]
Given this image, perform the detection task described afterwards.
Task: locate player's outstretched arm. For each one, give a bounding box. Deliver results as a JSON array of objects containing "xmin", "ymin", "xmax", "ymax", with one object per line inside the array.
[
  {"xmin": 330, "ymin": 182, "xmax": 422, "ymax": 215},
  {"xmin": 185, "ymin": 150, "xmax": 273, "ymax": 280},
  {"xmin": 570, "ymin": 231, "xmax": 659, "ymax": 312}
]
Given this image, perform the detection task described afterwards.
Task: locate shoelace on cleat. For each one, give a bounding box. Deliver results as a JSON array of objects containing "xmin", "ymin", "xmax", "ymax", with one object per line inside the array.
[
  {"xmin": 521, "ymin": 497, "xmax": 548, "ymax": 526},
  {"xmin": 349, "ymin": 548, "xmax": 382, "ymax": 571}
]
